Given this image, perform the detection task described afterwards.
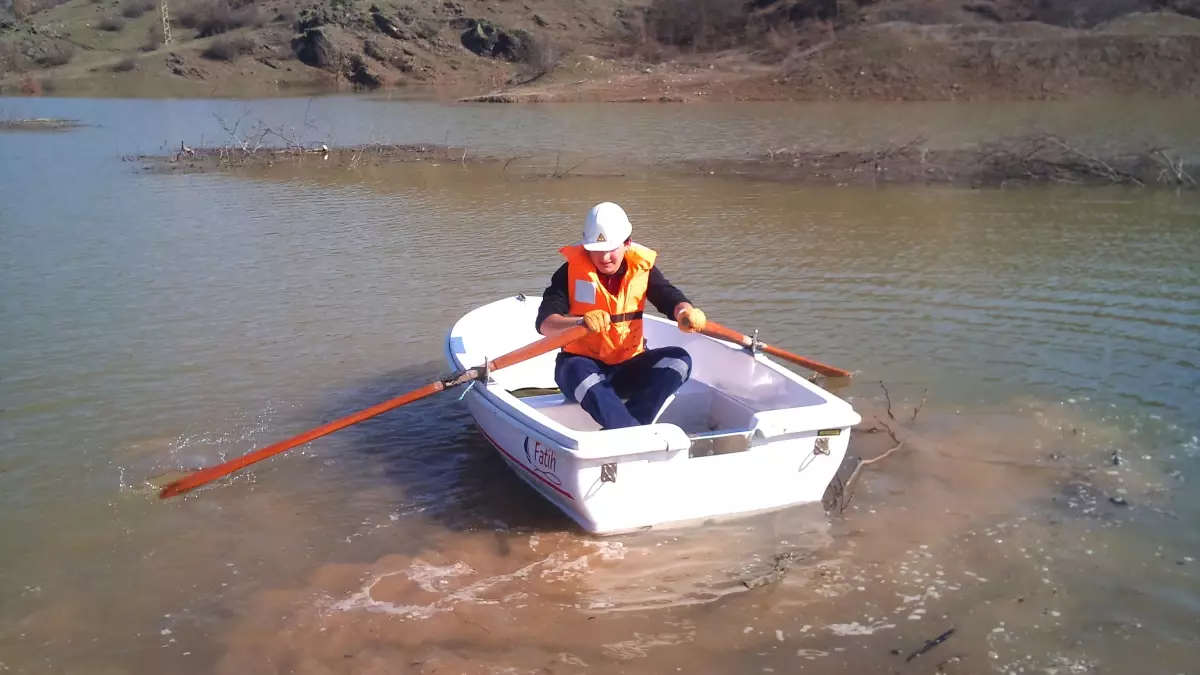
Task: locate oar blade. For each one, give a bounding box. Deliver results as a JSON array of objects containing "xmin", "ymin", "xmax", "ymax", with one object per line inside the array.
[{"xmin": 157, "ymin": 380, "xmax": 446, "ymax": 499}]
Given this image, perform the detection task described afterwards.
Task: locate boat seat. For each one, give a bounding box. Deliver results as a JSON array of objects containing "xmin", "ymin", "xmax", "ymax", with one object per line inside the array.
[
  {"xmin": 508, "ymin": 380, "xmax": 709, "ymax": 433},
  {"xmin": 511, "ymin": 392, "xmax": 675, "ymax": 426}
]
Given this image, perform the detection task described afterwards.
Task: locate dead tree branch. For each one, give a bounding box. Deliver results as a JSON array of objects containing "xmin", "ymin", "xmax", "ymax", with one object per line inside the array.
[
  {"xmin": 1046, "ymin": 135, "xmax": 1143, "ymax": 186},
  {"xmin": 840, "ymin": 440, "xmax": 905, "ymax": 513},
  {"xmin": 503, "ymin": 155, "xmax": 532, "ymax": 172},
  {"xmin": 829, "ymin": 381, "xmax": 929, "ymax": 513},
  {"xmin": 553, "ymin": 157, "xmax": 588, "ymax": 178},
  {"xmin": 1152, "ymin": 150, "xmax": 1196, "ymax": 187},
  {"xmin": 912, "ymin": 388, "xmax": 928, "ymax": 424}
]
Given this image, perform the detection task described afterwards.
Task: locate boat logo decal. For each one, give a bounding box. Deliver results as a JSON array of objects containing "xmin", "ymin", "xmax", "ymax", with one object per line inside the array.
[{"xmin": 523, "ymin": 437, "xmax": 563, "ymax": 487}]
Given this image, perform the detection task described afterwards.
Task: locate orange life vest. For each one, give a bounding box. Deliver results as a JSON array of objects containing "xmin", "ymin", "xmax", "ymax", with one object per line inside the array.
[{"xmin": 560, "ymin": 242, "xmax": 658, "ymax": 365}]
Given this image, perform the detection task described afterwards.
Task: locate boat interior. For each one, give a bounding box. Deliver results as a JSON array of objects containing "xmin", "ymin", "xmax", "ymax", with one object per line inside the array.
[
  {"xmin": 510, "ymin": 378, "xmax": 765, "ymax": 456},
  {"xmin": 449, "ymin": 295, "xmax": 834, "ymax": 456}
]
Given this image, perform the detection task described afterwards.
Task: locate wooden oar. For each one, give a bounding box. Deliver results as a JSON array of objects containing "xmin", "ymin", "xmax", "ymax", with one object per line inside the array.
[
  {"xmin": 158, "ymin": 325, "xmax": 590, "ymax": 499},
  {"xmin": 697, "ymin": 320, "xmax": 852, "ymax": 379}
]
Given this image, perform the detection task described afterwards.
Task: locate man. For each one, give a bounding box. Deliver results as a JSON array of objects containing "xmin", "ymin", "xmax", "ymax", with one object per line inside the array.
[{"xmin": 535, "ymin": 201, "xmax": 707, "ymax": 430}]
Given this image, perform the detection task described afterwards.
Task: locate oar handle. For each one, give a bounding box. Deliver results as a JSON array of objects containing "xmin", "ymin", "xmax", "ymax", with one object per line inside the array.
[
  {"xmin": 158, "ymin": 324, "xmax": 589, "ymax": 499},
  {"xmin": 698, "ymin": 320, "xmax": 851, "ymax": 379}
]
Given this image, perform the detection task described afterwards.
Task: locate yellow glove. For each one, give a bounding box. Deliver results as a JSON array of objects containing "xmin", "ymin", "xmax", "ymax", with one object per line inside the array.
[
  {"xmin": 581, "ymin": 309, "xmax": 611, "ymax": 333},
  {"xmin": 677, "ymin": 307, "xmax": 706, "ymax": 333}
]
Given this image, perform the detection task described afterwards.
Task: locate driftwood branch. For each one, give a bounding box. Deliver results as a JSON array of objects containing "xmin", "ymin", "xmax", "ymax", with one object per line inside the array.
[
  {"xmin": 503, "ymin": 154, "xmax": 532, "ymax": 172},
  {"xmin": 912, "ymin": 388, "xmax": 928, "ymax": 423},
  {"xmin": 840, "ymin": 440, "xmax": 904, "ymax": 512},
  {"xmin": 829, "ymin": 381, "xmax": 928, "ymax": 513},
  {"xmin": 1046, "ymin": 135, "xmax": 1142, "ymax": 186},
  {"xmin": 553, "ymin": 157, "xmax": 588, "ymax": 178},
  {"xmin": 1152, "ymin": 150, "xmax": 1196, "ymax": 187},
  {"xmin": 880, "ymin": 380, "xmax": 895, "ymax": 421}
]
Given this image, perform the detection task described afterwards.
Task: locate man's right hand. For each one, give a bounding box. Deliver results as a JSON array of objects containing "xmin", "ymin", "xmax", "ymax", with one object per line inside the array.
[{"xmin": 581, "ymin": 309, "xmax": 611, "ymax": 333}]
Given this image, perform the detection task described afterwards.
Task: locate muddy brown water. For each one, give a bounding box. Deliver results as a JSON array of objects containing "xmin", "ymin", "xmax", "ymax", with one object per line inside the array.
[{"xmin": 1, "ymin": 95, "xmax": 1199, "ymax": 674}]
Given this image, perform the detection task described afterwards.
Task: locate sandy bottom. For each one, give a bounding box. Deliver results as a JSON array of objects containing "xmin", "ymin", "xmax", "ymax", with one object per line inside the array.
[{"xmin": 201, "ymin": 397, "xmax": 1195, "ymax": 675}]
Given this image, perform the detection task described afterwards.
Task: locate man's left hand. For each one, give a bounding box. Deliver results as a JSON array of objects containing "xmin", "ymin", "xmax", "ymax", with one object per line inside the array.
[{"xmin": 677, "ymin": 307, "xmax": 707, "ymax": 333}]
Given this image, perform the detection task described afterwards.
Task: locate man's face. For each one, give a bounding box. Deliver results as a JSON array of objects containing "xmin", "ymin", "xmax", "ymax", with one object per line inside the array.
[{"xmin": 588, "ymin": 242, "xmax": 626, "ymax": 275}]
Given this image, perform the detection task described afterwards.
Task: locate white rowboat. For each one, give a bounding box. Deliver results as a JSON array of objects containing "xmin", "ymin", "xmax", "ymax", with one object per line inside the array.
[{"xmin": 444, "ymin": 294, "xmax": 862, "ymax": 535}]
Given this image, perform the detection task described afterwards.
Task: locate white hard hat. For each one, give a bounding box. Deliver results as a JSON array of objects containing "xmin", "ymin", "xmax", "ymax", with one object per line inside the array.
[{"xmin": 581, "ymin": 202, "xmax": 632, "ymax": 251}]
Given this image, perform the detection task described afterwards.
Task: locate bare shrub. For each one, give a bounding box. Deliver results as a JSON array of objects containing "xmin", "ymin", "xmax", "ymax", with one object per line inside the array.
[
  {"xmin": 20, "ymin": 75, "xmax": 43, "ymax": 94},
  {"xmin": 120, "ymin": 0, "xmax": 155, "ymax": 18},
  {"xmin": 628, "ymin": 0, "xmax": 841, "ymax": 59},
  {"xmin": 867, "ymin": 0, "xmax": 965, "ymax": 24},
  {"xmin": 112, "ymin": 55, "xmax": 137, "ymax": 71},
  {"xmin": 612, "ymin": 9, "xmax": 671, "ymax": 62},
  {"xmin": 178, "ymin": 0, "xmax": 261, "ymax": 37},
  {"xmin": 275, "ymin": 2, "xmax": 296, "ymax": 24},
  {"xmin": 645, "ymin": 0, "xmax": 750, "ymax": 51},
  {"xmin": 516, "ymin": 31, "xmax": 560, "ymax": 81},
  {"xmin": 29, "ymin": 0, "xmax": 72, "ymax": 12},
  {"xmin": 96, "ymin": 15, "xmax": 126, "ymax": 31},
  {"xmin": 202, "ymin": 32, "xmax": 255, "ymax": 60},
  {"xmin": 363, "ymin": 39, "xmax": 387, "ymax": 62},
  {"xmin": 388, "ymin": 51, "xmax": 413, "ymax": 71},
  {"xmin": 0, "ymin": 42, "xmax": 28, "ymax": 73},
  {"xmin": 36, "ymin": 42, "xmax": 74, "ymax": 65},
  {"xmin": 142, "ymin": 19, "xmax": 165, "ymax": 50},
  {"xmin": 232, "ymin": 3, "xmax": 264, "ymax": 28},
  {"xmin": 1032, "ymin": 0, "xmax": 1157, "ymax": 27}
]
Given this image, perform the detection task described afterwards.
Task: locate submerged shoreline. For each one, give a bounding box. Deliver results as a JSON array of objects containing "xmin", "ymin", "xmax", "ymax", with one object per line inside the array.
[
  {"xmin": 128, "ymin": 133, "xmax": 1198, "ymax": 189},
  {"xmin": 0, "ymin": 117, "xmax": 83, "ymax": 131}
]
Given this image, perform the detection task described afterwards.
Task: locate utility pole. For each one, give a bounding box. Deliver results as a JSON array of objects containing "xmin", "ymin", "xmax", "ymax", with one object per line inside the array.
[{"xmin": 160, "ymin": 0, "xmax": 172, "ymax": 45}]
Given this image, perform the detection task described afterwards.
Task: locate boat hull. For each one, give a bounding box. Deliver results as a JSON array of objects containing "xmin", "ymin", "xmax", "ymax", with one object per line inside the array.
[{"xmin": 446, "ymin": 294, "xmax": 861, "ymax": 536}]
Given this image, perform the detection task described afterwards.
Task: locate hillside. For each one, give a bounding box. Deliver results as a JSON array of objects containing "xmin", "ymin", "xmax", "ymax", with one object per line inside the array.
[{"xmin": 2, "ymin": 0, "xmax": 1199, "ymax": 99}]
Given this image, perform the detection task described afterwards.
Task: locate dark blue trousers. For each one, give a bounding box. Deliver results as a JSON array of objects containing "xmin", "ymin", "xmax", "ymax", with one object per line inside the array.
[{"xmin": 554, "ymin": 346, "xmax": 693, "ymax": 430}]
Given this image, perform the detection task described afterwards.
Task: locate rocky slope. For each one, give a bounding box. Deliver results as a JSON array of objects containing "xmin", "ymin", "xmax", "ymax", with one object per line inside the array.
[
  {"xmin": 0, "ymin": 0, "xmax": 628, "ymax": 95},
  {"xmin": 1, "ymin": 0, "xmax": 1199, "ymax": 99}
]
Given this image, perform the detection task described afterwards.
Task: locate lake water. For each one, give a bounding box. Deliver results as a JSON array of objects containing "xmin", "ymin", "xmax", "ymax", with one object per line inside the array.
[{"xmin": 1, "ymin": 94, "xmax": 1199, "ymax": 675}]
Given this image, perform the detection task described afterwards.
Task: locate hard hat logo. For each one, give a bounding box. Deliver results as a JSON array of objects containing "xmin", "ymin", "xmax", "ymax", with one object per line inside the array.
[{"xmin": 581, "ymin": 201, "xmax": 632, "ymax": 252}]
